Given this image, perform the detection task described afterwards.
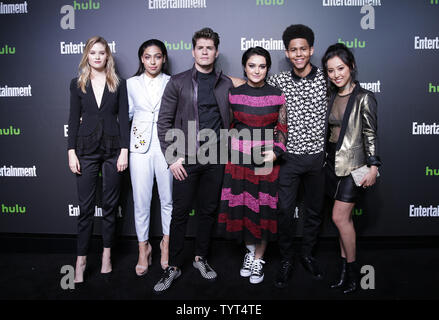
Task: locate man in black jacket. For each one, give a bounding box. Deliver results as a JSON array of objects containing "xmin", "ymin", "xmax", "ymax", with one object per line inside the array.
[{"xmin": 154, "ymin": 27, "xmax": 233, "ymax": 293}]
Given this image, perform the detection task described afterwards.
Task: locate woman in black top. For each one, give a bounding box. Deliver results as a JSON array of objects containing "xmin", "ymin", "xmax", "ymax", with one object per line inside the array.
[
  {"xmin": 322, "ymin": 43, "xmax": 381, "ymax": 294},
  {"xmin": 67, "ymin": 36, "xmax": 129, "ymax": 283}
]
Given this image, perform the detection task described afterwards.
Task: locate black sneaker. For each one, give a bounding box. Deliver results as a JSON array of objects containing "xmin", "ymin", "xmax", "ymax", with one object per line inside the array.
[
  {"xmin": 249, "ymin": 258, "xmax": 265, "ymax": 284},
  {"xmin": 153, "ymin": 266, "xmax": 181, "ymax": 293},
  {"xmin": 274, "ymin": 260, "xmax": 293, "ymax": 288},
  {"xmin": 193, "ymin": 257, "xmax": 217, "ymax": 281},
  {"xmin": 240, "ymin": 250, "xmax": 255, "ymax": 277}
]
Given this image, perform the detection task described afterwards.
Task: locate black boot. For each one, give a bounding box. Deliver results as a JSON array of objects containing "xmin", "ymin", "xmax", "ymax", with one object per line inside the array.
[
  {"xmin": 343, "ymin": 261, "xmax": 359, "ymax": 294},
  {"xmin": 330, "ymin": 257, "xmax": 347, "ymax": 289}
]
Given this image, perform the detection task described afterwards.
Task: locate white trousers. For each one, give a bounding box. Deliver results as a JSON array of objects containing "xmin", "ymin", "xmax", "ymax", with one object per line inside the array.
[{"xmin": 130, "ymin": 129, "xmax": 172, "ymax": 242}]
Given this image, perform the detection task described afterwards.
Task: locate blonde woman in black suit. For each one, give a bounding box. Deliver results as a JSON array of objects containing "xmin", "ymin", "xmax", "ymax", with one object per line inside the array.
[{"xmin": 68, "ymin": 36, "xmax": 130, "ymax": 283}]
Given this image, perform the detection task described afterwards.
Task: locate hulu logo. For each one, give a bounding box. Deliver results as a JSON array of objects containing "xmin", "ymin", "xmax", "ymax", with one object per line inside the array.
[
  {"xmin": 256, "ymin": 0, "xmax": 284, "ymax": 5},
  {"xmin": 428, "ymin": 82, "xmax": 439, "ymax": 93},
  {"xmin": 0, "ymin": 126, "xmax": 20, "ymax": 135},
  {"xmin": 2, "ymin": 204, "xmax": 26, "ymax": 214},
  {"xmin": 425, "ymin": 166, "xmax": 439, "ymax": 176},
  {"xmin": 164, "ymin": 40, "xmax": 192, "ymax": 51},
  {"xmin": 338, "ymin": 38, "xmax": 366, "ymax": 49},
  {"xmin": 0, "ymin": 45, "xmax": 15, "ymax": 55},
  {"xmin": 189, "ymin": 209, "xmax": 195, "ymax": 216},
  {"xmin": 430, "ymin": 0, "xmax": 438, "ymax": 4},
  {"xmin": 352, "ymin": 208, "xmax": 363, "ymax": 216},
  {"xmin": 73, "ymin": 0, "xmax": 100, "ymax": 10}
]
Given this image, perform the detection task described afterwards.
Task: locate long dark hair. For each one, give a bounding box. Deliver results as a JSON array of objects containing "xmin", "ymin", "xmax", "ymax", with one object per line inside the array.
[
  {"xmin": 134, "ymin": 39, "xmax": 169, "ymax": 76},
  {"xmin": 241, "ymin": 46, "xmax": 272, "ymax": 80},
  {"xmin": 321, "ymin": 43, "xmax": 357, "ymax": 96}
]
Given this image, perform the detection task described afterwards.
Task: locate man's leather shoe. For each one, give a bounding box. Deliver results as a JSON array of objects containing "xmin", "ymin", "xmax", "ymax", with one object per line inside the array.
[
  {"xmin": 274, "ymin": 260, "xmax": 293, "ymax": 288},
  {"xmin": 300, "ymin": 255, "xmax": 323, "ymax": 280}
]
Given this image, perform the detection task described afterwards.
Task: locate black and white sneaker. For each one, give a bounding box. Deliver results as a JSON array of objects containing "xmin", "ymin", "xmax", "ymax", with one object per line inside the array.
[
  {"xmin": 193, "ymin": 257, "xmax": 217, "ymax": 281},
  {"xmin": 250, "ymin": 258, "xmax": 265, "ymax": 284},
  {"xmin": 240, "ymin": 250, "xmax": 255, "ymax": 277},
  {"xmin": 153, "ymin": 266, "xmax": 181, "ymax": 293}
]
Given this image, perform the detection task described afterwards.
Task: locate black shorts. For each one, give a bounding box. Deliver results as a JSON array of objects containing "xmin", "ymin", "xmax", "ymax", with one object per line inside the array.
[{"xmin": 325, "ymin": 143, "xmax": 363, "ymax": 203}]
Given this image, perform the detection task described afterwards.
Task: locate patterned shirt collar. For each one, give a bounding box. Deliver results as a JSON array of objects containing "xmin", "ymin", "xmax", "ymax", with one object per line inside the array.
[{"xmin": 291, "ymin": 64, "xmax": 318, "ymax": 82}]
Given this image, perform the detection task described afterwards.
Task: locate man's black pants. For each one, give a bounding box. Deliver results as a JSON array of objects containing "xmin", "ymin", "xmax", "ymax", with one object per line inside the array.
[
  {"xmin": 168, "ymin": 162, "xmax": 224, "ymax": 268},
  {"xmin": 277, "ymin": 152, "xmax": 325, "ymax": 261}
]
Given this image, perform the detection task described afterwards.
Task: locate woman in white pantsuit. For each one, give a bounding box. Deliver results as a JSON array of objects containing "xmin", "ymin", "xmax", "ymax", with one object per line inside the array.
[{"xmin": 127, "ymin": 39, "xmax": 172, "ymax": 276}]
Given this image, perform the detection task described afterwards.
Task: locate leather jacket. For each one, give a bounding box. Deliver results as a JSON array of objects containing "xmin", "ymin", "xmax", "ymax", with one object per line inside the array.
[
  {"xmin": 157, "ymin": 65, "xmax": 233, "ymax": 164},
  {"xmin": 327, "ymin": 81, "xmax": 381, "ymax": 176}
]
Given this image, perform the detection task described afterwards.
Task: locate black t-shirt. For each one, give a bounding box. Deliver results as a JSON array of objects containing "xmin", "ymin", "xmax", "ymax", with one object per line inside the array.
[{"xmin": 196, "ymin": 70, "xmax": 222, "ymax": 143}]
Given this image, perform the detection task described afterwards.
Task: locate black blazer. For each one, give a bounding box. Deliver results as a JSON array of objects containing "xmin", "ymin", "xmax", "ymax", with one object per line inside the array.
[{"xmin": 68, "ymin": 77, "xmax": 130, "ymax": 155}]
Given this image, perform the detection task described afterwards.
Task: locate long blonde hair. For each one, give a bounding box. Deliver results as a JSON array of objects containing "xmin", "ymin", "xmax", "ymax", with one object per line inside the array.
[{"xmin": 77, "ymin": 36, "xmax": 120, "ymax": 93}]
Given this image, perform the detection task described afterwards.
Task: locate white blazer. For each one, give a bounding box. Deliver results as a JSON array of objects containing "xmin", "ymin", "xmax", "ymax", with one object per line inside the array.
[{"xmin": 127, "ymin": 73, "xmax": 170, "ymax": 153}]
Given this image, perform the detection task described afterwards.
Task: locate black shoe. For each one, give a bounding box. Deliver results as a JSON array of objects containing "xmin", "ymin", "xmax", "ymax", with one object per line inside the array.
[
  {"xmin": 154, "ymin": 266, "xmax": 181, "ymax": 293},
  {"xmin": 300, "ymin": 255, "xmax": 323, "ymax": 280},
  {"xmin": 330, "ymin": 257, "xmax": 347, "ymax": 289},
  {"xmin": 100, "ymin": 270, "xmax": 112, "ymax": 283},
  {"xmin": 343, "ymin": 262, "xmax": 359, "ymax": 294},
  {"xmin": 274, "ymin": 260, "xmax": 293, "ymax": 288}
]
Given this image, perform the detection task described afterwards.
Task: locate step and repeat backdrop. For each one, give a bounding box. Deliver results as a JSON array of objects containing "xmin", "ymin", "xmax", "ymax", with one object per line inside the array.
[{"xmin": 0, "ymin": 0, "xmax": 438, "ymax": 238}]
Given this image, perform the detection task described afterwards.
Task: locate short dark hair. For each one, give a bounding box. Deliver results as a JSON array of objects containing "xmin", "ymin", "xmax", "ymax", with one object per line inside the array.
[
  {"xmin": 282, "ymin": 24, "xmax": 315, "ymax": 49},
  {"xmin": 134, "ymin": 39, "xmax": 169, "ymax": 76},
  {"xmin": 241, "ymin": 46, "xmax": 272, "ymax": 80},
  {"xmin": 321, "ymin": 42, "xmax": 357, "ymax": 94},
  {"xmin": 192, "ymin": 27, "xmax": 220, "ymax": 49}
]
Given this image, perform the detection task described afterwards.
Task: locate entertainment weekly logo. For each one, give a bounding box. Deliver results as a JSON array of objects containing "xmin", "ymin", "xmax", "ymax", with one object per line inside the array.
[
  {"xmin": 0, "ymin": 165, "xmax": 37, "ymax": 177},
  {"xmin": 414, "ymin": 36, "xmax": 439, "ymax": 50},
  {"xmin": 68, "ymin": 204, "xmax": 123, "ymax": 218},
  {"xmin": 241, "ymin": 37, "xmax": 284, "ymax": 51},
  {"xmin": 409, "ymin": 205, "xmax": 439, "ymax": 218},
  {"xmin": 322, "ymin": 0, "xmax": 382, "ymax": 6},
  {"xmin": 147, "ymin": 0, "xmax": 207, "ymax": 9},
  {"xmin": 359, "ymin": 81, "xmax": 381, "ymax": 93},
  {"xmin": 60, "ymin": 41, "xmax": 116, "ymax": 54},
  {"xmin": 412, "ymin": 122, "xmax": 439, "ymax": 135},
  {"xmin": 0, "ymin": 85, "xmax": 32, "ymax": 97},
  {"xmin": 0, "ymin": 1, "xmax": 28, "ymax": 14}
]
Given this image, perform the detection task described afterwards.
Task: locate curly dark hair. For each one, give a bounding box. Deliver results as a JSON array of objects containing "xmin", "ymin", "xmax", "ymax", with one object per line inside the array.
[
  {"xmin": 192, "ymin": 27, "xmax": 220, "ymax": 49},
  {"xmin": 282, "ymin": 24, "xmax": 315, "ymax": 49}
]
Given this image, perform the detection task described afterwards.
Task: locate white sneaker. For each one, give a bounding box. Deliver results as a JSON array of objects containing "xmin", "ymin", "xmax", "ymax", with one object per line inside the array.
[
  {"xmin": 240, "ymin": 250, "xmax": 255, "ymax": 277},
  {"xmin": 250, "ymin": 258, "xmax": 265, "ymax": 284}
]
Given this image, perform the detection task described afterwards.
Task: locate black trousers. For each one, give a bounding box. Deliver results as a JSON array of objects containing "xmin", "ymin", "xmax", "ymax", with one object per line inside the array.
[
  {"xmin": 168, "ymin": 163, "xmax": 224, "ymax": 268},
  {"xmin": 277, "ymin": 152, "xmax": 325, "ymax": 260},
  {"xmin": 76, "ymin": 150, "xmax": 121, "ymax": 256}
]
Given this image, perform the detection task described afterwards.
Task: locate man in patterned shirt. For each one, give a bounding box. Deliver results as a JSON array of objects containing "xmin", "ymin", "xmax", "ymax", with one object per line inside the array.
[{"xmin": 267, "ymin": 24, "xmax": 328, "ymax": 288}]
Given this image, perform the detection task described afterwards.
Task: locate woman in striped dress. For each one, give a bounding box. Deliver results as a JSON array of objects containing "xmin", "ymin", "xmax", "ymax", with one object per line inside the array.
[{"xmin": 218, "ymin": 47, "xmax": 287, "ymax": 284}]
